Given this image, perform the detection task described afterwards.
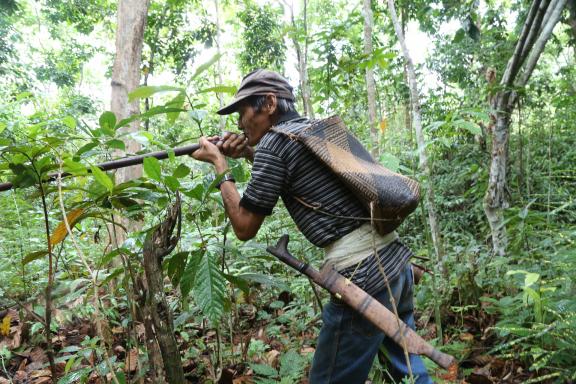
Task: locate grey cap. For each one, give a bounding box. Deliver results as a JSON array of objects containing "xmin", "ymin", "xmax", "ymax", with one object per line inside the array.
[{"xmin": 217, "ymin": 69, "xmax": 295, "ymax": 115}]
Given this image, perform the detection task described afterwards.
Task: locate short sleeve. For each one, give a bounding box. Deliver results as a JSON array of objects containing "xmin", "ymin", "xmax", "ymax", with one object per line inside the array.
[{"xmin": 240, "ymin": 148, "xmax": 287, "ymax": 215}]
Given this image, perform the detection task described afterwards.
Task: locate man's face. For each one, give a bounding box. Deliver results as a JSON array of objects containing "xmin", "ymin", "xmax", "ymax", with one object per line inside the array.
[{"xmin": 237, "ymin": 100, "xmax": 275, "ymax": 146}]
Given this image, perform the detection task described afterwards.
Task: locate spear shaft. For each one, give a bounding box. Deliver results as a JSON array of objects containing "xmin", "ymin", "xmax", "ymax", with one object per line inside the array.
[{"xmin": 0, "ymin": 143, "xmax": 201, "ymax": 192}]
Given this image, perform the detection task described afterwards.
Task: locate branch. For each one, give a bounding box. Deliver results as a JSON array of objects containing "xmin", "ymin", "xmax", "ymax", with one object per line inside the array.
[
  {"xmin": 516, "ymin": 0, "xmax": 568, "ymax": 89},
  {"xmin": 501, "ymin": 0, "xmax": 545, "ymax": 87},
  {"xmin": 518, "ymin": 0, "xmax": 552, "ymax": 61}
]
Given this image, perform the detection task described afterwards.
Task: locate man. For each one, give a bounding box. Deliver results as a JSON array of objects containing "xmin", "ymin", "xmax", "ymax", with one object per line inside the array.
[{"xmin": 192, "ymin": 69, "xmax": 432, "ymax": 384}]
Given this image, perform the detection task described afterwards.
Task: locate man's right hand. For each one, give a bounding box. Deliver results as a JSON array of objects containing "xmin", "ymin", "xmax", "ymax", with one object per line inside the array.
[{"xmin": 217, "ymin": 132, "xmax": 254, "ymax": 161}]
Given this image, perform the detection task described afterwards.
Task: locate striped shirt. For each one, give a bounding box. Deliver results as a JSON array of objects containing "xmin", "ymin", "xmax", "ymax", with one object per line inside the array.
[{"xmin": 240, "ymin": 112, "xmax": 412, "ymax": 290}]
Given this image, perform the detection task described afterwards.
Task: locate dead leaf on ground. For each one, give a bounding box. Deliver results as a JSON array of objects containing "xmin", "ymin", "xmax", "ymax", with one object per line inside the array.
[
  {"xmin": 300, "ymin": 346, "xmax": 315, "ymax": 355},
  {"xmin": 30, "ymin": 370, "xmax": 52, "ymax": 383},
  {"xmin": 265, "ymin": 350, "xmax": 280, "ymax": 367},
  {"xmin": 459, "ymin": 332, "xmax": 474, "ymax": 342},
  {"xmin": 124, "ymin": 348, "xmax": 138, "ymax": 372},
  {"xmin": 29, "ymin": 369, "xmax": 51, "ymax": 379},
  {"xmin": 34, "ymin": 376, "xmax": 51, "ymax": 384},
  {"xmin": 13, "ymin": 370, "xmax": 27, "ymax": 384},
  {"xmin": 135, "ymin": 323, "xmax": 146, "ymax": 340},
  {"xmin": 29, "ymin": 347, "xmax": 48, "ymax": 364},
  {"xmin": 436, "ymin": 362, "xmax": 459, "ymax": 382},
  {"xmin": 0, "ymin": 377, "xmax": 10, "ymax": 384}
]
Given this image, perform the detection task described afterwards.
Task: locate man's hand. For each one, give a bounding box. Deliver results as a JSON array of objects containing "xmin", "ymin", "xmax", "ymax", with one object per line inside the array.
[
  {"xmin": 191, "ymin": 137, "xmax": 228, "ymax": 173},
  {"xmin": 218, "ymin": 132, "xmax": 254, "ymax": 161}
]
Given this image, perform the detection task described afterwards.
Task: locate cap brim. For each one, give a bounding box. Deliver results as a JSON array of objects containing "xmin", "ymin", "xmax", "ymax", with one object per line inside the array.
[{"xmin": 216, "ymin": 94, "xmax": 250, "ymax": 115}]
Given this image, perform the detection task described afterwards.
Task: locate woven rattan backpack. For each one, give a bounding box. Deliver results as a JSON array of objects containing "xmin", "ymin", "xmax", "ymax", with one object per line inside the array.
[{"xmin": 275, "ymin": 115, "xmax": 420, "ymax": 235}]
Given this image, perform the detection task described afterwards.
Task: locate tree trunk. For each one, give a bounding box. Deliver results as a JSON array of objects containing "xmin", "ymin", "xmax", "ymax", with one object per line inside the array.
[
  {"xmin": 214, "ymin": 0, "xmax": 226, "ymax": 131},
  {"xmin": 284, "ymin": 0, "xmax": 314, "ymax": 118},
  {"xmin": 483, "ymin": 0, "xmax": 567, "ymax": 256},
  {"xmin": 363, "ymin": 0, "xmax": 379, "ymax": 158},
  {"xmin": 110, "ymin": 0, "xmax": 150, "ymax": 242},
  {"xmin": 386, "ymin": 0, "xmax": 445, "ymax": 273},
  {"xmin": 567, "ymin": 0, "xmax": 576, "ymax": 50},
  {"xmin": 143, "ymin": 195, "xmax": 185, "ymax": 384}
]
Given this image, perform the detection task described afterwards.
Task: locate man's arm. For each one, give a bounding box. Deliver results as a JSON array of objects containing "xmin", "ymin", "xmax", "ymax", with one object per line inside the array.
[{"xmin": 192, "ymin": 137, "xmax": 264, "ymax": 241}]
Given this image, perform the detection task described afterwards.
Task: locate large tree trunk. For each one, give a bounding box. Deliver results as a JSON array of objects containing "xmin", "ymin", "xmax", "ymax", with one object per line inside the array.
[
  {"xmin": 386, "ymin": 0, "xmax": 445, "ymax": 273},
  {"xmin": 363, "ymin": 0, "xmax": 379, "ymax": 157},
  {"xmin": 109, "ymin": 0, "xmax": 150, "ymax": 248},
  {"xmin": 484, "ymin": 0, "xmax": 567, "ymax": 256},
  {"xmin": 111, "ymin": 0, "xmax": 149, "ymax": 163}
]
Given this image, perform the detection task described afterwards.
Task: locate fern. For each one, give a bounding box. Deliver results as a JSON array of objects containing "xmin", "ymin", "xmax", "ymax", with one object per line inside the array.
[
  {"xmin": 194, "ymin": 249, "xmax": 226, "ymax": 324},
  {"xmin": 279, "ymin": 349, "xmax": 305, "ymax": 378}
]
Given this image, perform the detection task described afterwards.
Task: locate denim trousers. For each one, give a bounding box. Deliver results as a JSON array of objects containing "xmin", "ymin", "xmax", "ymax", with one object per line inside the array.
[{"xmin": 308, "ymin": 264, "xmax": 432, "ymax": 384}]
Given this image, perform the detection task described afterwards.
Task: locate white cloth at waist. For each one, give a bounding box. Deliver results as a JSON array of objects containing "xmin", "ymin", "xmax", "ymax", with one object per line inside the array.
[{"xmin": 323, "ymin": 223, "xmax": 398, "ymax": 271}]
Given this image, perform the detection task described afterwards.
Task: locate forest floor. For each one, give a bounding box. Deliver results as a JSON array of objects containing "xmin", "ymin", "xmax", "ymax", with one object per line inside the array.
[{"xmin": 0, "ymin": 293, "xmax": 552, "ymax": 384}]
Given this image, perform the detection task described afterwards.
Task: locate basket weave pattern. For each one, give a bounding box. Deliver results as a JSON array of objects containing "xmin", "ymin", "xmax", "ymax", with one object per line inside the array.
[{"xmin": 293, "ymin": 115, "xmax": 420, "ymax": 234}]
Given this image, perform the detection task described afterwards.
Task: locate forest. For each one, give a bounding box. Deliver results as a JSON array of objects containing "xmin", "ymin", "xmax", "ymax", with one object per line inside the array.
[{"xmin": 0, "ymin": 0, "xmax": 575, "ymax": 383}]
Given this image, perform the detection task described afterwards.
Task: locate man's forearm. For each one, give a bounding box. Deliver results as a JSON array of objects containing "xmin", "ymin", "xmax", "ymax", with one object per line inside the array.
[{"xmin": 213, "ymin": 157, "xmax": 263, "ymax": 240}]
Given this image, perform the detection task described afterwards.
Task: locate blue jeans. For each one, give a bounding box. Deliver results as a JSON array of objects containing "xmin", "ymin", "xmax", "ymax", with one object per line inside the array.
[{"xmin": 309, "ymin": 264, "xmax": 432, "ymax": 384}]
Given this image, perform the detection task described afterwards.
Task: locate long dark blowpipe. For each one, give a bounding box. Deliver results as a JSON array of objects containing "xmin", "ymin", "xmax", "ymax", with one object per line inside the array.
[{"xmin": 0, "ymin": 143, "xmax": 204, "ymax": 192}]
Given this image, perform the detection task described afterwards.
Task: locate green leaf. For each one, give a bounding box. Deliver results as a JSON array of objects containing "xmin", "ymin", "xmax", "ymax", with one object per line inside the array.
[
  {"xmin": 62, "ymin": 116, "xmax": 76, "ymax": 129},
  {"xmin": 194, "ymin": 250, "xmax": 226, "ymax": 324},
  {"xmin": 166, "ymin": 92, "xmax": 187, "ymax": 124},
  {"xmin": 60, "ymin": 345, "xmax": 81, "ymax": 353},
  {"xmin": 98, "ymin": 248, "xmax": 125, "ymax": 266},
  {"xmin": 453, "ymin": 28, "xmax": 466, "ymax": 43},
  {"xmin": 57, "ymin": 367, "xmax": 91, "ymax": 384},
  {"xmin": 379, "ymin": 153, "xmax": 400, "ymax": 173},
  {"xmin": 143, "ymin": 157, "xmax": 162, "ymax": 182},
  {"xmin": 164, "ymin": 175, "xmax": 180, "ymax": 191},
  {"xmin": 524, "ymin": 272, "xmax": 540, "ymax": 288},
  {"xmin": 453, "ymin": 120, "xmax": 482, "ymax": 136},
  {"xmin": 16, "ymin": 91, "xmax": 33, "ymax": 101},
  {"xmin": 279, "ymin": 349, "xmax": 305, "ymax": 377},
  {"xmin": 237, "ymin": 273, "xmax": 289, "ymax": 291},
  {"xmin": 128, "ymin": 85, "xmax": 184, "ymax": 102},
  {"xmin": 180, "ymin": 249, "xmax": 204, "ymax": 297},
  {"xmin": 199, "ymin": 85, "xmax": 237, "ymax": 94},
  {"xmin": 106, "ymin": 139, "xmax": 126, "ymax": 151},
  {"xmin": 223, "ymin": 273, "xmax": 250, "ymax": 294},
  {"xmin": 23, "ymin": 250, "xmax": 48, "ymax": 265},
  {"xmin": 100, "ymin": 267, "xmax": 124, "ymax": 286},
  {"xmin": 63, "ymin": 159, "xmax": 87, "ymax": 176},
  {"xmin": 64, "ymin": 355, "xmax": 76, "ymax": 374},
  {"xmin": 182, "ymin": 184, "xmax": 204, "ymax": 201},
  {"xmin": 190, "ymin": 53, "xmax": 222, "ymax": 81},
  {"xmin": 99, "ymin": 111, "xmax": 116, "ymax": 133},
  {"xmin": 90, "ymin": 166, "xmax": 114, "ymax": 192},
  {"xmin": 172, "ymin": 164, "xmax": 190, "ymax": 179},
  {"xmin": 76, "ymin": 141, "xmax": 99, "ymax": 157},
  {"xmin": 251, "ymin": 363, "xmax": 278, "ymax": 378},
  {"xmin": 0, "ymin": 122, "xmax": 7, "ymax": 134},
  {"xmin": 166, "ymin": 251, "xmax": 189, "ymax": 285}
]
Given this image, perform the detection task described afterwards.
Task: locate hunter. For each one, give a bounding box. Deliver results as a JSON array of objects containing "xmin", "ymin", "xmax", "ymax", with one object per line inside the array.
[{"xmin": 192, "ymin": 69, "xmax": 432, "ymax": 384}]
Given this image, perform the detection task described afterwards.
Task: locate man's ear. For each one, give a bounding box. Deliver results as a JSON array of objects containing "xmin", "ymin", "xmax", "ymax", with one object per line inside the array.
[{"xmin": 264, "ymin": 93, "xmax": 277, "ymax": 115}]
